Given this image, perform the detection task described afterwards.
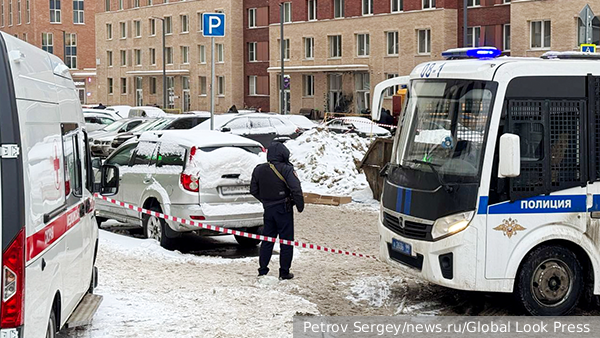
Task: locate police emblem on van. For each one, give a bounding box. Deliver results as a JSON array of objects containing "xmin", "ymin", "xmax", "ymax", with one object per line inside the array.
[{"xmin": 494, "ymin": 218, "xmax": 526, "ymax": 238}]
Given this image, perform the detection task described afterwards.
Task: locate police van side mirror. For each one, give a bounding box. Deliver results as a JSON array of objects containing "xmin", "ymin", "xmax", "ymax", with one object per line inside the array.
[
  {"xmin": 98, "ymin": 165, "xmax": 119, "ymax": 196},
  {"xmin": 498, "ymin": 133, "xmax": 521, "ymax": 178}
]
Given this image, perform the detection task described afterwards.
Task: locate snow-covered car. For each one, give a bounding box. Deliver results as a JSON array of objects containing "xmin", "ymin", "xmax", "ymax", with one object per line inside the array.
[
  {"xmin": 84, "ymin": 112, "xmax": 117, "ymax": 132},
  {"xmin": 83, "ymin": 108, "xmax": 124, "ymax": 120},
  {"xmin": 106, "ymin": 105, "xmax": 131, "ymax": 118},
  {"xmin": 128, "ymin": 106, "xmax": 167, "ymax": 118},
  {"xmin": 95, "ymin": 130, "xmax": 266, "ymax": 249},
  {"xmin": 280, "ymin": 114, "xmax": 319, "ymax": 132},
  {"xmin": 325, "ymin": 117, "xmax": 391, "ymax": 137},
  {"xmin": 194, "ymin": 113, "xmax": 300, "ymax": 147},
  {"xmin": 88, "ymin": 118, "xmax": 147, "ymax": 157}
]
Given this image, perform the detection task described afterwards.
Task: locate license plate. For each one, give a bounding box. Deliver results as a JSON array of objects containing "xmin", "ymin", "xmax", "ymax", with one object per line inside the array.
[
  {"xmin": 392, "ymin": 238, "xmax": 412, "ymax": 256},
  {"xmin": 221, "ymin": 185, "xmax": 250, "ymax": 195}
]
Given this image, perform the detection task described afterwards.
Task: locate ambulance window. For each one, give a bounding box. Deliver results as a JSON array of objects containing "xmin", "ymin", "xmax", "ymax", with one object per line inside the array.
[
  {"xmin": 63, "ymin": 133, "xmax": 83, "ymax": 197},
  {"xmin": 106, "ymin": 143, "xmax": 136, "ymax": 166}
]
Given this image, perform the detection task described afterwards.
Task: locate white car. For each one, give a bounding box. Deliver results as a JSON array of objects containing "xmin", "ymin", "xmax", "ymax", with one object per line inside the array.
[
  {"xmin": 279, "ymin": 114, "xmax": 319, "ymax": 132},
  {"xmin": 95, "ymin": 130, "xmax": 266, "ymax": 249},
  {"xmin": 325, "ymin": 117, "xmax": 391, "ymax": 137},
  {"xmin": 84, "ymin": 112, "xmax": 117, "ymax": 132},
  {"xmin": 83, "ymin": 108, "xmax": 123, "ymax": 120},
  {"xmin": 105, "ymin": 105, "xmax": 131, "ymax": 118},
  {"xmin": 128, "ymin": 106, "xmax": 167, "ymax": 118}
]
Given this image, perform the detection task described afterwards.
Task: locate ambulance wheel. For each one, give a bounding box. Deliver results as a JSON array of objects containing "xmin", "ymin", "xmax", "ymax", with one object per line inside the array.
[
  {"xmin": 515, "ymin": 245, "xmax": 583, "ymax": 315},
  {"xmin": 235, "ymin": 226, "xmax": 263, "ymax": 247},
  {"xmin": 142, "ymin": 207, "xmax": 175, "ymax": 250},
  {"xmin": 46, "ymin": 310, "xmax": 57, "ymax": 338}
]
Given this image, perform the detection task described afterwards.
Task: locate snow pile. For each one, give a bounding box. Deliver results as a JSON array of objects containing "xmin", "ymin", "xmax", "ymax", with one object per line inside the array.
[
  {"xmin": 186, "ymin": 147, "xmax": 264, "ymax": 189},
  {"xmin": 285, "ymin": 129, "xmax": 371, "ymax": 196},
  {"xmin": 345, "ymin": 276, "xmax": 403, "ymax": 308}
]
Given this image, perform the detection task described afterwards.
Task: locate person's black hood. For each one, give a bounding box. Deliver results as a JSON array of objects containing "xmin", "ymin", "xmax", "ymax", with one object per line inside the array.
[{"xmin": 267, "ymin": 142, "xmax": 291, "ymax": 164}]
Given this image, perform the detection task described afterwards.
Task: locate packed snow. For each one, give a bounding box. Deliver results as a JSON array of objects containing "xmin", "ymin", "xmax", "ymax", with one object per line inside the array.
[{"xmin": 186, "ymin": 147, "xmax": 264, "ymax": 189}]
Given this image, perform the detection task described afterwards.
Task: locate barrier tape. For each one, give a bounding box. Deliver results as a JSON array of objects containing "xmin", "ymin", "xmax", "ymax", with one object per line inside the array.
[
  {"xmin": 328, "ymin": 117, "xmax": 397, "ymax": 130},
  {"xmin": 94, "ymin": 193, "xmax": 378, "ymax": 260}
]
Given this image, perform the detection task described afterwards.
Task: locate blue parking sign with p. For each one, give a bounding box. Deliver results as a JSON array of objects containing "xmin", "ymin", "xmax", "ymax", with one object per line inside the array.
[{"xmin": 203, "ymin": 13, "xmax": 226, "ymax": 37}]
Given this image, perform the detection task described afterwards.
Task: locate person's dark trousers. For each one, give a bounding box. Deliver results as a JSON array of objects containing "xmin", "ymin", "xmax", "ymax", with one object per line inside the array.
[{"xmin": 258, "ymin": 203, "xmax": 294, "ymax": 276}]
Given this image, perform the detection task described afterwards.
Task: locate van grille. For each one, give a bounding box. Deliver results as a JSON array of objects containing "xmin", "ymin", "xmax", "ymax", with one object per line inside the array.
[{"xmin": 383, "ymin": 212, "xmax": 433, "ymax": 241}]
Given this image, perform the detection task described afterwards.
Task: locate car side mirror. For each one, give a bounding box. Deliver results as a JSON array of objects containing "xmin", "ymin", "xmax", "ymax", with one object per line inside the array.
[
  {"xmin": 498, "ymin": 133, "xmax": 521, "ymax": 178},
  {"xmin": 91, "ymin": 158, "xmax": 102, "ymax": 169},
  {"xmin": 97, "ymin": 165, "xmax": 120, "ymax": 196},
  {"xmin": 221, "ymin": 127, "xmax": 231, "ymax": 132}
]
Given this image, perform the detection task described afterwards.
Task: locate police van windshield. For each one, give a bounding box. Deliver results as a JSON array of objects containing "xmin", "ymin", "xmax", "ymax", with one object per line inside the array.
[{"xmin": 400, "ymin": 79, "xmax": 496, "ymax": 181}]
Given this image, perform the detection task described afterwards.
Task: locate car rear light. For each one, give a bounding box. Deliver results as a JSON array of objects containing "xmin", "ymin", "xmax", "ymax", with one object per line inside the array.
[
  {"xmin": 1, "ymin": 228, "xmax": 25, "ymax": 328},
  {"xmin": 180, "ymin": 174, "xmax": 199, "ymax": 192},
  {"xmin": 188, "ymin": 146, "xmax": 197, "ymax": 163},
  {"xmin": 190, "ymin": 215, "xmax": 206, "ymax": 220},
  {"xmin": 295, "ymin": 128, "xmax": 300, "ymax": 134},
  {"xmin": 261, "ymin": 147, "xmax": 266, "ymax": 153}
]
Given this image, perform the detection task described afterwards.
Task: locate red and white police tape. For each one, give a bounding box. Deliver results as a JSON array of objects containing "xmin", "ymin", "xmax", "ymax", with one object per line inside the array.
[{"xmin": 93, "ymin": 193, "xmax": 378, "ymax": 260}]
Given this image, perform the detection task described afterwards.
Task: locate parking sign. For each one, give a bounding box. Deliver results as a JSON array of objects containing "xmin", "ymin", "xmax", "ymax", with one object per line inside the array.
[{"xmin": 203, "ymin": 13, "xmax": 226, "ymax": 37}]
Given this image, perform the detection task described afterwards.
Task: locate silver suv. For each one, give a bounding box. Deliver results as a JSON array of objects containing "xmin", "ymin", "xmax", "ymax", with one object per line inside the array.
[{"xmin": 95, "ymin": 130, "xmax": 265, "ymax": 249}]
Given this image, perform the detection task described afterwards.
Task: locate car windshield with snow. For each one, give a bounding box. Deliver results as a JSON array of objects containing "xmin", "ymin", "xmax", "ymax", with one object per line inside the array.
[{"xmin": 95, "ymin": 130, "xmax": 266, "ymax": 249}]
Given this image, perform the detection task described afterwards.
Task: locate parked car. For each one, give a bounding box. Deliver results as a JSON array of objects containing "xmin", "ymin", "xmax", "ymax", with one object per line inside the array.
[
  {"xmin": 83, "ymin": 108, "xmax": 124, "ymax": 120},
  {"xmin": 279, "ymin": 114, "xmax": 319, "ymax": 132},
  {"xmin": 95, "ymin": 130, "xmax": 266, "ymax": 249},
  {"xmin": 89, "ymin": 118, "xmax": 147, "ymax": 157},
  {"xmin": 105, "ymin": 105, "xmax": 131, "ymax": 118},
  {"xmin": 325, "ymin": 117, "xmax": 391, "ymax": 137},
  {"xmin": 128, "ymin": 106, "xmax": 167, "ymax": 118},
  {"xmin": 194, "ymin": 113, "xmax": 300, "ymax": 147},
  {"xmin": 84, "ymin": 112, "xmax": 117, "ymax": 132}
]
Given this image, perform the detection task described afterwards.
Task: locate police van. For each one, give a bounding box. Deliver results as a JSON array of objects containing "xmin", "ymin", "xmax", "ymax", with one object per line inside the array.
[
  {"xmin": 0, "ymin": 32, "xmax": 118, "ymax": 336},
  {"xmin": 374, "ymin": 47, "xmax": 600, "ymax": 315}
]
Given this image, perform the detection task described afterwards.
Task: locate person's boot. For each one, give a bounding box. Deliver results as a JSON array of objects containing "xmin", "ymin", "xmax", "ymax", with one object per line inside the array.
[{"xmin": 279, "ymin": 272, "xmax": 294, "ymax": 280}]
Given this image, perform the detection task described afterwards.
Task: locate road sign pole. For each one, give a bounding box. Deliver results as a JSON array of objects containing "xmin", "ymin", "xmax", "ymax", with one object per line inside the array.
[{"xmin": 210, "ymin": 36, "xmax": 215, "ymax": 130}]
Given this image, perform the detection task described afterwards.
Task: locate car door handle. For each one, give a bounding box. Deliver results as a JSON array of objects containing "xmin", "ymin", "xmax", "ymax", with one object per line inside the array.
[{"xmin": 143, "ymin": 179, "xmax": 152, "ymax": 184}]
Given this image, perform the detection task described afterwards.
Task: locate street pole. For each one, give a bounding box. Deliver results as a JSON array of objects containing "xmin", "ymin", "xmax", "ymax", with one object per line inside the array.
[
  {"xmin": 162, "ymin": 19, "xmax": 167, "ymax": 110},
  {"xmin": 210, "ymin": 37, "xmax": 215, "ymax": 130},
  {"xmin": 463, "ymin": 0, "xmax": 468, "ymax": 47},
  {"xmin": 280, "ymin": 4, "xmax": 285, "ymax": 115}
]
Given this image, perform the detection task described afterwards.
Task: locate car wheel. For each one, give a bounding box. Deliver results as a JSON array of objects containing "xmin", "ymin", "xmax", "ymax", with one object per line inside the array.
[
  {"xmin": 234, "ymin": 226, "xmax": 263, "ymax": 247},
  {"xmin": 142, "ymin": 208, "xmax": 175, "ymax": 250},
  {"xmin": 515, "ymin": 245, "xmax": 583, "ymax": 315},
  {"xmin": 46, "ymin": 310, "xmax": 57, "ymax": 338},
  {"xmin": 95, "ymin": 217, "xmax": 108, "ymax": 227}
]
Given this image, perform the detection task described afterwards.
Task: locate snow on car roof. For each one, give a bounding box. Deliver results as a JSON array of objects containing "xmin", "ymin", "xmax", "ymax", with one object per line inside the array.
[{"xmin": 139, "ymin": 129, "xmax": 263, "ymax": 148}]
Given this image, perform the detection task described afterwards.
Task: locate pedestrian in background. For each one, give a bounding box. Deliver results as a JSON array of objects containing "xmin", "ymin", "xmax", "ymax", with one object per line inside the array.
[{"xmin": 250, "ymin": 142, "xmax": 304, "ymax": 280}]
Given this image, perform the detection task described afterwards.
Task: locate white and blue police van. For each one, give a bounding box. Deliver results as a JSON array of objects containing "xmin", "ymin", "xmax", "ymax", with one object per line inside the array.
[
  {"xmin": 0, "ymin": 32, "xmax": 118, "ymax": 337},
  {"xmin": 374, "ymin": 47, "xmax": 600, "ymax": 315}
]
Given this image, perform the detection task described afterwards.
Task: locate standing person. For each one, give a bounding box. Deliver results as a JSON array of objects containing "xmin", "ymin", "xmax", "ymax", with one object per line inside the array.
[{"xmin": 250, "ymin": 142, "xmax": 304, "ymax": 280}]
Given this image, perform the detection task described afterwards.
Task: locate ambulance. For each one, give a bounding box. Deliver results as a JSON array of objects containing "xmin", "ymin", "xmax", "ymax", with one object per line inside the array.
[
  {"xmin": 0, "ymin": 32, "xmax": 118, "ymax": 337},
  {"xmin": 375, "ymin": 47, "xmax": 600, "ymax": 315}
]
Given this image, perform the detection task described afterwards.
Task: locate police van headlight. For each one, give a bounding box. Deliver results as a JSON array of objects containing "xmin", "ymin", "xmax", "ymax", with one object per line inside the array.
[{"xmin": 431, "ymin": 211, "xmax": 474, "ymax": 240}]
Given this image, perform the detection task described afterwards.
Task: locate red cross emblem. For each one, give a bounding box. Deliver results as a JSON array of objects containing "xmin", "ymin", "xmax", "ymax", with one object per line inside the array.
[{"xmin": 53, "ymin": 141, "xmax": 61, "ymax": 190}]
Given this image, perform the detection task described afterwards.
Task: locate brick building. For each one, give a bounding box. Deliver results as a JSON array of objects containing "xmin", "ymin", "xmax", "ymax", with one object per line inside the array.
[
  {"xmin": 244, "ymin": 0, "xmax": 271, "ymax": 111},
  {"xmin": 0, "ymin": 0, "xmax": 99, "ymax": 104}
]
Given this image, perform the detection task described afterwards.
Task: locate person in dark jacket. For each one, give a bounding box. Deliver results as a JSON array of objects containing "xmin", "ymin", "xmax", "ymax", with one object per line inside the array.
[{"xmin": 250, "ymin": 142, "xmax": 304, "ymax": 280}]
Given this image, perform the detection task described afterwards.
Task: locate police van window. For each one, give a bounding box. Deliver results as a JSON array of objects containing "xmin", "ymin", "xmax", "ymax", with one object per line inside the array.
[
  {"xmin": 106, "ymin": 143, "xmax": 137, "ymax": 166},
  {"xmin": 63, "ymin": 132, "xmax": 83, "ymax": 198},
  {"xmin": 133, "ymin": 141, "xmax": 158, "ymax": 166},
  {"xmin": 157, "ymin": 141, "xmax": 185, "ymax": 166},
  {"xmin": 514, "ymin": 123, "xmax": 544, "ymax": 161}
]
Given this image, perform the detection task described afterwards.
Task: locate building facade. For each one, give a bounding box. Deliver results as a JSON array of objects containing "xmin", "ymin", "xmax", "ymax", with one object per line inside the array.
[
  {"xmin": 95, "ymin": 0, "xmax": 244, "ymax": 113},
  {"xmin": 0, "ymin": 0, "xmax": 99, "ymax": 103},
  {"xmin": 244, "ymin": 0, "xmax": 271, "ymax": 111}
]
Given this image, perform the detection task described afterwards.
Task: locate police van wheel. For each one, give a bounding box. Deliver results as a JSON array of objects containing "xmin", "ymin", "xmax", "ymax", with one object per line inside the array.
[
  {"xmin": 515, "ymin": 245, "xmax": 583, "ymax": 315},
  {"xmin": 235, "ymin": 226, "xmax": 263, "ymax": 247},
  {"xmin": 46, "ymin": 310, "xmax": 57, "ymax": 338},
  {"xmin": 143, "ymin": 207, "xmax": 175, "ymax": 250}
]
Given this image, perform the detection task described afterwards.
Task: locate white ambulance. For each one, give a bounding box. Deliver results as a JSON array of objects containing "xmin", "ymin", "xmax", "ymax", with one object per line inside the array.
[
  {"xmin": 0, "ymin": 32, "xmax": 117, "ymax": 337},
  {"xmin": 375, "ymin": 47, "xmax": 600, "ymax": 315}
]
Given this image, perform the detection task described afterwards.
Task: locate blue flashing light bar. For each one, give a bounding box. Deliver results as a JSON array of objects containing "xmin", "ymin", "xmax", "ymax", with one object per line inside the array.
[{"xmin": 442, "ymin": 47, "xmax": 502, "ymax": 60}]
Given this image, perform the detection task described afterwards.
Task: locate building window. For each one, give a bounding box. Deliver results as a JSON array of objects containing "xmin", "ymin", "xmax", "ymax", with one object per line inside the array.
[
  {"xmin": 149, "ymin": 48, "xmax": 156, "ymax": 65},
  {"xmin": 134, "ymin": 49, "xmax": 141, "ymax": 65},
  {"xmin": 249, "ymin": 75, "xmax": 257, "ymax": 95},
  {"xmin": 466, "ymin": 26, "xmax": 481, "ymax": 47},
  {"xmin": 22, "ymin": 33, "xmax": 26, "ymax": 41},
  {"xmin": 467, "ymin": 0, "xmax": 480, "ymax": 7},
  {"xmin": 303, "ymin": 75, "xmax": 314, "ymax": 97},
  {"xmin": 503, "ymin": 24, "xmax": 511, "ymax": 51},
  {"xmin": 42, "ymin": 33, "xmax": 53, "ymax": 53},
  {"xmin": 362, "ymin": 0, "xmax": 372, "ymax": 15},
  {"xmin": 106, "ymin": 23, "xmax": 112, "ymax": 39},
  {"xmin": 165, "ymin": 47, "xmax": 173, "ymax": 64},
  {"xmin": 73, "ymin": 0, "xmax": 83, "ymax": 23},
  {"xmin": 118, "ymin": 0, "xmax": 122, "ymax": 10},
  {"xmin": 418, "ymin": 29, "xmax": 431, "ymax": 54},
  {"xmin": 121, "ymin": 78, "xmax": 127, "ymax": 94},
  {"xmin": 16, "ymin": 0, "xmax": 20, "ymax": 25},
  {"xmin": 1, "ymin": 1, "xmax": 4, "ymax": 27},
  {"xmin": 422, "ymin": 0, "xmax": 435, "ymax": 10},
  {"xmin": 134, "ymin": 20, "xmax": 141, "ymax": 37},
  {"xmin": 217, "ymin": 76, "xmax": 225, "ymax": 96},
  {"xmin": 531, "ymin": 20, "xmax": 551, "ymax": 49},
  {"xmin": 248, "ymin": 42, "xmax": 257, "ymax": 62},
  {"xmin": 120, "ymin": 50, "xmax": 126, "ymax": 66},
  {"xmin": 217, "ymin": 43, "xmax": 224, "ymax": 63},
  {"xmin": 25, "ymin": 0, "xmax": 29, "ymax": 23},
  {"xmin": 329, "ymin": 35, "xmax": 342, "ymax": 58},
  {"xmin": 150, "ymin": 77, "xmax": 156, "ymax": 95},
  {"xmin": 197, "ymin": 12, "xmax": 203, "ymax": 31},
  {"xmin": 248, "ymin": 8, "xmax": 256, "ymax": 28},
  {"xmin": 107, "ymin": 50, "xmax": 113, "ymax": 66},
  {"xmin": 391, "ymin": 0, "xmax": 402, "ymax": 12},
  {"xmin": 355, "ymin": 72, "xmax": 370, "ymax": 112},
  {"xmin": 104, "ymin": 0, "xmax": 109, "ymax": 11},
  {"xmin": 165, "ymin": 16, "xmax": 172, "ymax": 34},
  {"xmin": 8, "ymin": 0, "xmax": 12, "ymax": 26},
  {"xmin": 334, "ymin": 0, "xmax": 344, "ymax": 18},
  {"xmin": 149, "ymin": 18, "xmax": 156, "ymax": 36},
  {"xmin": 307, "ymin": 0, "xmax": 316, "ymax": 21},
  {"xmin": 387, "ymin": 31, "xmax": 398, "ymax": 55},
  {"xmin": 304, "ymin": 37, "xmax": 314, "ymax": 59},
  {"xmin": 181, "ymin": 14, "xmax": 188, "ymax": 33},
  {"xmin": 385, "ymin": 73, "xmax": 399, "ymax": 96},
  {"xmin": 199, "ymin": 45, "xmax": 206, "ymax": 63},
  {"xmin": 181, "ymin": 46, "xmax": 189, "ymax": 64},
  {"xmin": 133, "ymin": 0, "xmax": 139, "ymax": 7},
  {"xmin": 279, "ymin": 39, "xmax": 290, "ymax": 60},
  {"xmin": 199, "ymin": 76, "xmax": 207, "ymax": 95},
  {"xmin": 50, "ymin": 0, "xmax": 61, "ymax": 23},
  {"xmin": 283, "ymin": 2, "xmax": 291, "ymax": 23},
  {"xmin": 65, "ymin": 33, "xmax": 77, "ymax": 69},
  {"xmin": 120, "ymin": 22, "xmax": 126, "ymax": 39},
  {"xmin": 167, "ymin": 77, "xmax": 174, "ymax": 108},
  {"xmin": 356, "ymin": 33, "xmax": 370, "ymax": 57},
  {"xmin": 108, "ymin": 78, "xmax": 114, "ymax": 94},
  {"xmin": 182, "ymin": 76, "xmax": 190, "ymax": 90}
]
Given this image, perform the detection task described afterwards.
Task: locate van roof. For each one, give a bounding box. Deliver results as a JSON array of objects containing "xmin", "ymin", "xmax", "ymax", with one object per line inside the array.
[{"xmin": 139, "ymin": 130, "xmax": 263, "ymax": 148}]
